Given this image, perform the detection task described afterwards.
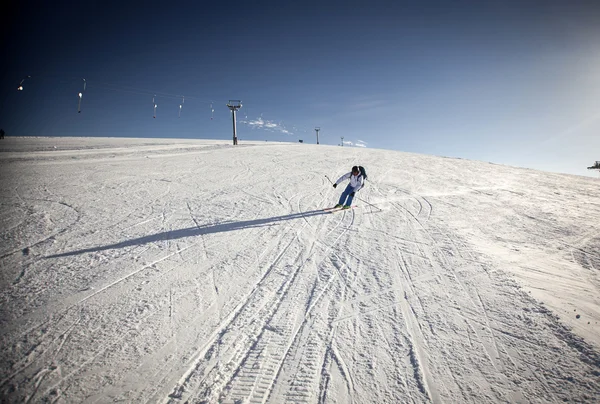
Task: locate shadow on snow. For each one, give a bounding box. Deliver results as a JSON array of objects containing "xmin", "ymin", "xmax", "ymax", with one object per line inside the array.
[{"xmin": 46, "ymin": 209, "xmax": 335, "ymax": 258}]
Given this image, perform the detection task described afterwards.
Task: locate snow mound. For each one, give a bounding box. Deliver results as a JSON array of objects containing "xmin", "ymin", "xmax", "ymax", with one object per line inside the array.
[{"xmin": 1, "ymin": 137, "xmax": 599, "ymax": 403}]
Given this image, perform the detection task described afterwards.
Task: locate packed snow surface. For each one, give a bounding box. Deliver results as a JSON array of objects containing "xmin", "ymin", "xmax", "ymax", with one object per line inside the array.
[{"xmin": 1, "ymin": 137, "xmax": 599, "ymax": 403}]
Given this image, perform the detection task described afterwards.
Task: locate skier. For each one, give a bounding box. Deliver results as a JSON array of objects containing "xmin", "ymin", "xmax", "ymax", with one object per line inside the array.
[{"xmin": 332, "ymin": 166, "xmax": 364, "ymax": 209}]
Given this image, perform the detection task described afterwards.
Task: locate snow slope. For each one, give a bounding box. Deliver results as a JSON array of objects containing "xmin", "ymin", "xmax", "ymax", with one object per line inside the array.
[{"xmin": 1, "ymin": 137, "xmax": 599, "ymax": 403}]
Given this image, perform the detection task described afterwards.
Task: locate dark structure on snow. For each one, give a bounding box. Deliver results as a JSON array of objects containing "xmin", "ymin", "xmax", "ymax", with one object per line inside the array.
[{"xmin": 588, "ymin": 161, "xmax": 600, "ymax": 171}]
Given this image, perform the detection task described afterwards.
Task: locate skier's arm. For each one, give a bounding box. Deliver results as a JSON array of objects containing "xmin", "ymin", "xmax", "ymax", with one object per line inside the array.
[{"xmin": 335, "ymin": 173, "xmax": 351, "ymax": 185}]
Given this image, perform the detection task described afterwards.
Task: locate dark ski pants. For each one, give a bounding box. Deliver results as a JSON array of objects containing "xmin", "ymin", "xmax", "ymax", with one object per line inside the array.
[{"xmin": 338, "ymin": 184, "xmax": 356, "ymax": 206}]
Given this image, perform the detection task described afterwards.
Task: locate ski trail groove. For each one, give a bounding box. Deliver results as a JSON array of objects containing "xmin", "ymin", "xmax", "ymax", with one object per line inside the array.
[
  {"xmin": 160, "ymin": 220, "xmax": 311, "ymax": 402},
  {"xmin": 181, "ymin": 201, "xmax": 355, "ymax": 403}
]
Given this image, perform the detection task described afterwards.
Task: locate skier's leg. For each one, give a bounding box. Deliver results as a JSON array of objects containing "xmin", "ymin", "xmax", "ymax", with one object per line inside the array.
[
  {"xmin": 338, "ymin": 187, "xmax": 348, "ymax": 205},
  {"xmin": 346, "ymin": 190, "xmax": 355, "ymax": 206},
  {"xmin": 338, "ymin": 184, "xmax": 351, "ymax": 206}
]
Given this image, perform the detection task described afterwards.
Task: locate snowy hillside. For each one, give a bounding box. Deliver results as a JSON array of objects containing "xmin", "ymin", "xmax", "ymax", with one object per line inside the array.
[{"xmin": 1, "ymin": 137, "xmax": 599, "ymax": 403}]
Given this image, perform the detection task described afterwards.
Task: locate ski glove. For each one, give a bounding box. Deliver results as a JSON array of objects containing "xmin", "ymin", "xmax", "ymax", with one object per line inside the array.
[
  {"xmin": 333, "ymin": 183, "xmax": 337, "ymax": 188},
  {"xmin": 350, "ymin": 192, "xmax": 355, "ymax": 197}
]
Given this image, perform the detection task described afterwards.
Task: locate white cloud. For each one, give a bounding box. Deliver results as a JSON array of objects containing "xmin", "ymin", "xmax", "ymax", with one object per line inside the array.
[
  {"xmin": 245, "ymin": 117, "xmax": 265, "ymax": 127},
  {"xmin": 240, "ymin": 116, "xmax": 293, "ymax": 136},
  {"xmin": 342, "ymin": 140, "xmax": 368, "ymax": 148}
]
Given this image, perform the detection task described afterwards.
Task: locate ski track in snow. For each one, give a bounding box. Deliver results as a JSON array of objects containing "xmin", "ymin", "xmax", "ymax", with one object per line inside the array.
[{"xmin": 1, "ymin": 137, "xmax": 599, "ymax": 403}]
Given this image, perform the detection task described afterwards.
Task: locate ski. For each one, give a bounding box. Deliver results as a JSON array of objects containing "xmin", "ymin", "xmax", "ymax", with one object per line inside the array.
[{"xmin": 328, "ymin": 205, "xmax": 357, "ymax": 213}]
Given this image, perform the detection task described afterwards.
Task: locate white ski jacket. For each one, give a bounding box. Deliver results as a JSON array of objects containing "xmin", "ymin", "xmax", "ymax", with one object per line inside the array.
[{"xmin": 335, "ymin": 172, "xmax": 364, "ymax": 192}]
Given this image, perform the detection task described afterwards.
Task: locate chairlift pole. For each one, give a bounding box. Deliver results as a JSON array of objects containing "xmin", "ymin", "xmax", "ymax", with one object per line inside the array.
[{"xmin": 227, "ymin": 100, "xmax": 242, "ymax": 145}]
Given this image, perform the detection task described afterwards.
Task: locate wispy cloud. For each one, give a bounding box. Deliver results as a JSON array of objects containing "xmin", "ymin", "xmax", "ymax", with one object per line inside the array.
[
  {"xmin": 241, "ymin": 116, "xmax": 292, "ymax": 135},
  {"xmin": 344, "ymin": 140, "xmax": 367, "ymax": 147},
  {"xmin": 342, "ymin": 140, "xmax": 368, "ymax": 148}
]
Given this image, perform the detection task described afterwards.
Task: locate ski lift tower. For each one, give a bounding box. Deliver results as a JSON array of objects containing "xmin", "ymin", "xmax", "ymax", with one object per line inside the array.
[
  {"xmin": 315, "ymin": 127, "xmax": 320, "ymax": 145},
  {"xmin": 588, "ymin": 161, "xmax": 600, "ymax": 176},
  {"xmin": 227, "ymin": 100, "xmax": 242, "ymax": 145}
]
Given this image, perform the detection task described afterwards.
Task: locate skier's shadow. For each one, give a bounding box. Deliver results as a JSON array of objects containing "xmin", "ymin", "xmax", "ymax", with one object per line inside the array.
[{"xmin": 46, "ymin": 209, "xmax": 334, "ymax": 258}]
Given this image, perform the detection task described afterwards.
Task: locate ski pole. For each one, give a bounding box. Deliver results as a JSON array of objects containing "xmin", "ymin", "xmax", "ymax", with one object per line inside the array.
[
  {"xmin": 355, "ymin": 195, "xmax": 382, "ymax": 212},
  {"xmin": 325, "ymin": 175, "xmax": 334, "ymax": 185}
]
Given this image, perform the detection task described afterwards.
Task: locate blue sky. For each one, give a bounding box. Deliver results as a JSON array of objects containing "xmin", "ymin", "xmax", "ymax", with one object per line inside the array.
[{"xmin": 1, "ymin": 0, "xmax": 599, "ymax": 176}]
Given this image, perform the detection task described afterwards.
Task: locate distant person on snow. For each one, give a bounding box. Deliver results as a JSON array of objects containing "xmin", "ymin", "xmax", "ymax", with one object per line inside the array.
[
  {"xmin": 0, "ymin": 129, "xmax": 4, "ymax": 139},
  {"xmin": 332, "ymin": 166, "xmax": 364, "ymax": 209}
]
